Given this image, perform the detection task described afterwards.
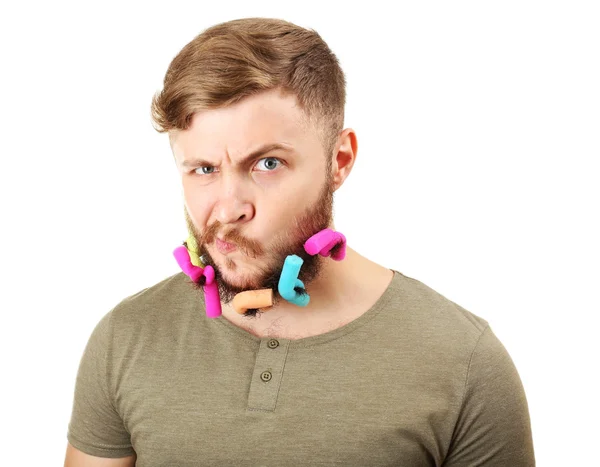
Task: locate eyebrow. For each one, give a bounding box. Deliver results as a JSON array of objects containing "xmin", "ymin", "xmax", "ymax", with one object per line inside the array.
[{"xmin": 180, "ymin": 143, "xmax": 294, "ymax": 169}]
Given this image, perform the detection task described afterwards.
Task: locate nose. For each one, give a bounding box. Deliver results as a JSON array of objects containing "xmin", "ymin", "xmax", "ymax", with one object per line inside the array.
[
  {"xmin": 213, "ymin": 177, "xmax": 255, "ymax": 226},
  {"xmin": 214, "ymin": 198, "xmax": 254, "ymax": 225}
]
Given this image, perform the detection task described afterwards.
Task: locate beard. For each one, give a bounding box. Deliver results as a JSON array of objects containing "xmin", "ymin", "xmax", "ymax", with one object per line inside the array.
[{"xmin": 184, "ymin": 169, "xmax": 335, "ymax": 317}]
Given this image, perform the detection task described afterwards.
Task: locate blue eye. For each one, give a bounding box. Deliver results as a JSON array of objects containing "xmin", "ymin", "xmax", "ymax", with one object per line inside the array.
[
  {"xmin": 194, "ymin": 166, "xmax": 216, "ymax": 175},
  {"xmin": 255, "ymin": 157, "xmax": 281, "ymax": 171}
]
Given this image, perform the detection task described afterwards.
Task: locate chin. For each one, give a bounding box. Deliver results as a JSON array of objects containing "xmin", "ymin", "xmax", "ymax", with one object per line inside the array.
[
  {"xmin": 217, "ymin": 263, "xmax": 262, "ymax": 288},
  {"xmin": 205, "ymin": 246, "xmax": 280, "ymax": 290}
]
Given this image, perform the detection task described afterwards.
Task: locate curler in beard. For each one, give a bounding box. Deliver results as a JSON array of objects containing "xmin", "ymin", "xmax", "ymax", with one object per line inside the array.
[
  {"xmin": 173, "ymin": 245, "xmax": 222, "ymax": 318},
  {"xmin": 275, "ymin": 228, "xmax": 346, "ymax": 307},
  {"xmin": 278, "ymin": 255, "xmax": 310, "ymax": 307},
  {"xmin": 231, "ymin": 289, "xmax": 273, "ymax": 314},
  {"xmin": 304, "ymin": 228, "xmax": 347, "ymax": 260}
]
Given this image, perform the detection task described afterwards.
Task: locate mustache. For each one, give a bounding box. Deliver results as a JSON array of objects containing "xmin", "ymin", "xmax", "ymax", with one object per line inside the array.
[{"xmin": 199, "ymin": 221, "xmax": 264, "ymax": 258}]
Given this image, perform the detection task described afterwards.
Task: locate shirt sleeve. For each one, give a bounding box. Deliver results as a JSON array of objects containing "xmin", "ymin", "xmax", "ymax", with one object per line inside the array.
[
  {"xmin": 66, "ymin": 310, "xmax": 136, "ymax": 458},
  {"xmin": 443, "ymin": 325, "xmax": 535, "ymax": 466}
]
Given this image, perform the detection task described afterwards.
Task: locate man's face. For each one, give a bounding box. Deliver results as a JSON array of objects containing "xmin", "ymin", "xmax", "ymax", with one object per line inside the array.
[{"xmin": 171, "ymin": 88, "xmax": 336, "ymax": 308}]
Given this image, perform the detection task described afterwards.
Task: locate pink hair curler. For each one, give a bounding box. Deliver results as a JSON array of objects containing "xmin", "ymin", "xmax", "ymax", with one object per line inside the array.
[
  {"xmin": 173, "ymin": 246, "xmax": 222, "ymax": 318},
  {"xmin": 202, "ymin": 265, "xmax": 222, "ymax": 318},
  {"xmin": 173, "ymin": 245, "xmax": 204, "ymax": 282},
  {"xmin": 304, "ymin": 228, "xmax": 346, "ymax": 261}
]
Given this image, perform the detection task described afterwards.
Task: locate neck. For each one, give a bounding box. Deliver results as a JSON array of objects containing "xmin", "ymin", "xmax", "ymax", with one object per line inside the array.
[{"xmin": 219, "ymin": 246, "xmax": 393, "ymax": 339}]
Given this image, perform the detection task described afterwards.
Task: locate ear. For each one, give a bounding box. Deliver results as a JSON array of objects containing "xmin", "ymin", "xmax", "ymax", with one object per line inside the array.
[{"xmin": 331, "ymin": 128, "xmax": 358, "ymax": 192}]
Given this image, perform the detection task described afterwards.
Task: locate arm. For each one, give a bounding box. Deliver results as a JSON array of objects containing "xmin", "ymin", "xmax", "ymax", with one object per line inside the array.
[
  {"xmin": 443, "ymin": 325, "xmax": 535, "ymax": 466},
  {"xmin": 64, "ymin": 442, "xmax": 136, "ymax": 467},
  {"xmin": 66, "ymin": 311, "xmax": 137, "ymax": 462}
]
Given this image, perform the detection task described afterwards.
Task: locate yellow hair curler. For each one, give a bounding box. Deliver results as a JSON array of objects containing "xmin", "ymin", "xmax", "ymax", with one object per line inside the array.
[{"xmin": 185, "ymin": 230, "xmax": 203, "ymax": 268}]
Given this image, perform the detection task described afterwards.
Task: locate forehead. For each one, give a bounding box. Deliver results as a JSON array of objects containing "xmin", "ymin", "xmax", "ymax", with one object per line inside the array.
[{"xmin": 170, "ymin": 89, "xmax": 312, "ymax": 163}]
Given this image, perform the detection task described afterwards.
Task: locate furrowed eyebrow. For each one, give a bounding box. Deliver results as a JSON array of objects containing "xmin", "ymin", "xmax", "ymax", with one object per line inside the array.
[{"xmin": 181, "ymin": 143, "xmax": 293, "ymax": 169}]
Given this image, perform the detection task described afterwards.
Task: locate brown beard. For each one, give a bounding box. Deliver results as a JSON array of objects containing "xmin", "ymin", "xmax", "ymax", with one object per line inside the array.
[{"xmin": 184, "ymin": 169, "xmax": 335, "ymax": 318}]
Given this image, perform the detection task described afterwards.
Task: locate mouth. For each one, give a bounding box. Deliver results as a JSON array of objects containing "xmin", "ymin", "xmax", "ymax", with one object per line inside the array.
[{"xmin": 215, "ymin": 237, "xmax": 237, "ymax": 255}]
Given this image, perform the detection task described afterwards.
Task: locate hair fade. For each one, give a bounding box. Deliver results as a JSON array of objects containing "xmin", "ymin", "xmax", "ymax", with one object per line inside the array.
[{"xmin": 150, "ymin": 18, "xmax": 346, "ymax": 155}]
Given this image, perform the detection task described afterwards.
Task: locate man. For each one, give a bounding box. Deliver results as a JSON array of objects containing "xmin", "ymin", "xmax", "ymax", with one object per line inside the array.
[{"xmin": 65, "ymin": 17, "xmax": 535, "ymax": 466}]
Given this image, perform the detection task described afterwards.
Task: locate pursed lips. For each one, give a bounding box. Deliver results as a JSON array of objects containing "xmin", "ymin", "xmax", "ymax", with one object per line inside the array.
[{"xmin": 216, "ymin": 237, "xmax": 237, "ymax": 253}]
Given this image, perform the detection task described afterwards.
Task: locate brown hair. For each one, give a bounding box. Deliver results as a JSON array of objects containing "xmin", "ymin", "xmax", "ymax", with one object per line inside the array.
[{"xmin": 150, "ymin": 17, "xmax": 346, "ymax": 156}]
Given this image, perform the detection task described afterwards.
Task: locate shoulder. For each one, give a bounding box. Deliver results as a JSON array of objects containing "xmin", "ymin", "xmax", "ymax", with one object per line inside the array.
[
  {"xmin": 392, "ymin": 270, "xmax": 488, "ymax": 329},
  {"xmin": 120, "ymin": 270, "xmax": 193, "ymax": 306},
  {"xmin": 106, "ymin": 271, "xmax": 200, "ymax": 332},
  {"xmin": 378, "ymin": 270, "xmax": 491, "ymax": 357}
]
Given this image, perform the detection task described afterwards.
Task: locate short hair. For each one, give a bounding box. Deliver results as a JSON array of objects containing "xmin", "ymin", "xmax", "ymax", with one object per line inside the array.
[{"xmin": 150, "ymin": 17, "xmax": 346, "ymax": 156}]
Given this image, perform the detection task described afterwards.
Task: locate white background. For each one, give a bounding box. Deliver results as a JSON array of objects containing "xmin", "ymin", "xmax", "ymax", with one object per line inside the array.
[{"xmin": 1, "ymin": 1, "xmax": 598, "ymax": 465}]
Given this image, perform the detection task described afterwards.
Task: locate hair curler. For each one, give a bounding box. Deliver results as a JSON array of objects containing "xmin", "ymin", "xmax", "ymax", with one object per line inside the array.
[
  {"xmin": 173, "ymin": 245, "xmax": 222, "ymax": 318},
  {"xmin": 304, "ymin": 228, "xmax": 346, "ymax": 260},
  {"xmin": 202, "ymin": 265, "xmax": 222, "ymax": 318},
  {"xmin": 185, "ymin": 234, "xmax": 203, "ymax": 267},
  {"xmin": 232, "ymin": 289, "xmax": 273, "ymax": 314},
  {"xmin": 173, "ymin": 245, "xmax": 204, "ymax": 282},
  {"xmin": 278, "ymin": 255, "xmax": 310, "ymax": 307}
]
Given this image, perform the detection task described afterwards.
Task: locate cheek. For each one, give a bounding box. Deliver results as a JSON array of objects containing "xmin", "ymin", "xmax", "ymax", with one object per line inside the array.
[
  {"xmin": 258, "ymin": 186, "xmax": 309, "ymax": 230},
  {"xmin": 183, "ymin": 183, "xmax": 214, "ymax": 227}
]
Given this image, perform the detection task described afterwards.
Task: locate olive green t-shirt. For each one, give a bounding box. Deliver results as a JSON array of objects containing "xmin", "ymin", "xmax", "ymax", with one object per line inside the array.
[{"xmin": 66, "ymin": 269, "xmax": 535, "ymax": 466}]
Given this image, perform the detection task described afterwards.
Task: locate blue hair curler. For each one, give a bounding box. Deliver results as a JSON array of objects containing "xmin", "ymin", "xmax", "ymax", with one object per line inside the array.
[{"xmin": 278, "ymin": 255, "xmax": 310, "ymax": 306}]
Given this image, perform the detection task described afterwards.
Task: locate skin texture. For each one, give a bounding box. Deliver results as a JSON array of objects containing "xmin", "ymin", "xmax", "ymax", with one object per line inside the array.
[
  {"xmin": 64, "ymin": 442, "xmax": 136, "ymax": 466},
  {"xmin": 182, "ymin": 165, "xmax": 335, "ymax": 310},
  {"xmin": 174, "ymin": 88, "xmax": 335, "ymax": 299},
  {"xmin": 170, "ymin": 87, "xmax": 394, "ymax": 337}
]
